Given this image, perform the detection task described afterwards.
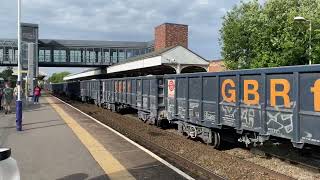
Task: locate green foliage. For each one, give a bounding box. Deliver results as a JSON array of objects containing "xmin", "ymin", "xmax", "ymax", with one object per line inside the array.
[
  {"xmin": 220, "ymin": 0, "xmax": 320, "ymax": 70},
  {"xmin": 0, "ymin": 67, "xmax": 16, "ymax": 82},
  {"xmin": 48, "ymin": 71, "xmax": 71, "ymax": 83}
]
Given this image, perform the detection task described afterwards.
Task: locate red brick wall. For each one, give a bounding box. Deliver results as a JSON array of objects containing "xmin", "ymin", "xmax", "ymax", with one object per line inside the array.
[
  {"xmin": 155, "ymin": 23, "xmax": 188, "ymax": 51},
  {"xmin": 208, "ymin": 60, "xmax": 226, "ymax": 72}
]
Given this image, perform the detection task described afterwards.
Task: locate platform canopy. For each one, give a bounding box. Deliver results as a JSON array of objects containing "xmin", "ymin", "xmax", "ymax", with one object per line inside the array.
[
  {"xmin": 106, "ymin": 46, "xmax": 209, "ymax": 76},
  {"xmin": 63, "ymin": 68, "xmax": 106, "ymax": 81},
  {"xmin": 64, "ymin": 46, "xmax": 209, "ymax": 80}
]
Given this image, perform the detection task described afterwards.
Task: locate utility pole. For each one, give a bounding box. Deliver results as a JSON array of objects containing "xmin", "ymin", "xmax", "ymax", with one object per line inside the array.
[
  {"xmin": 294, "ymin": 16, "xmax": 312, "ymax": 65},
  {"xmin": 16, "ymin": 0, "xmax": 23, "ymax": 131}
]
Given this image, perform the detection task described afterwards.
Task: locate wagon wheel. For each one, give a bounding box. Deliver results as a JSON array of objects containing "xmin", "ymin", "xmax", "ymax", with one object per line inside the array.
[
  {"xmin": 177, "ymin": 122, "xmax": 184, "ymax": 136},
  {"xmin": 211, "ymin": 131, "xmax": 221, "ymax": 149},
  {"xmin": 156, "ymin": 119, "xmax": 162, "ymax": 127},
  {"xmin": 148, "ymin": 117, "xmax": 156, "ymax": 125}
]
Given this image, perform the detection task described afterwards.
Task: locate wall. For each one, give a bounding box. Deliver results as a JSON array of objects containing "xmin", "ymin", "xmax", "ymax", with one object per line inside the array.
[
  {"xmin": 154, "ymin": 23, "xmax": 188, "ymax": 51},
  {"xmin": 208, "ymin": 60, "xmax": 226, "ymax": 72}
]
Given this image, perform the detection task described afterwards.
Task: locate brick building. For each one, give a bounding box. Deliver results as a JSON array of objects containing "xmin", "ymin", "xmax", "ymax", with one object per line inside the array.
[
  {"xmin": 208, "ymin": 60, "xmax": 226, "ymax": 72},
  {"xmin": 154, "ymin": 23, "xmax": 188, "ymax": 51}
]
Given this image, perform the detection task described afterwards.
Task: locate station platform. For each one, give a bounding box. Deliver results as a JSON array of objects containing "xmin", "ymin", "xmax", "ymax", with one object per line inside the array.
[{"xmin": 0, "ymin": 95, "xmax": 191, "ymax": 180}]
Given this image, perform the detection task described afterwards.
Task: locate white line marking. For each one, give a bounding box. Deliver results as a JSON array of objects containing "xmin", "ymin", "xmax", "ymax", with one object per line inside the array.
[{"xmin": 53, "ymin": 97, "xmax": 195, "ymax": 180}]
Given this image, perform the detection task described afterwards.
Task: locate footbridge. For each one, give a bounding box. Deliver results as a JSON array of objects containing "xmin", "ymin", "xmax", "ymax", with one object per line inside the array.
[{"xmin": 0, "ymin": 23, "xmax": 154, "ymax": 68}]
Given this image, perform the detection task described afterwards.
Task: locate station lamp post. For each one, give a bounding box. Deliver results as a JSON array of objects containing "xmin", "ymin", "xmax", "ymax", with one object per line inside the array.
[
  {"xmin": 16, "ymin": 0, "xmax": 22, "ymax": 131},
  {"xmin": 294, "ymin": 16, "xmax": 312, "ymax": 65}
]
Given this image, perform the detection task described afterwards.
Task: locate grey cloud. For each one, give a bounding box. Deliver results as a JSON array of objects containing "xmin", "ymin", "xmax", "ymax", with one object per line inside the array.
[{"xmin": 0, "ymin": 0, "xmax": 244, "ymax": 60}]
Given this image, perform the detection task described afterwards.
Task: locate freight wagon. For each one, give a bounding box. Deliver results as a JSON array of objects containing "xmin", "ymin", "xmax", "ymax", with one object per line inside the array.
[
  {"xmin": 163, "ymin": 65, "xmax": 320, "ymax": 148},
  {"xmin": 50, "ymin": 65, "xmax": 320, "ymax": 149},
  {"xmin": 49, "ymin": 83, "xmax": 64, "ymax": 95},
  {"xmin": 80, "ymin": 80, "xmax": 101, "ymax": 105},
  {"xmin": 49, "ymin": 82, "xmax": 80, "ymax": 100},
  {"xmin": 101, "ymin": 76, "xmax": 165, "ymax": 125},
  {"xmin": 65, "ymin": 81, "xmax": 81, "ymax": 100}
]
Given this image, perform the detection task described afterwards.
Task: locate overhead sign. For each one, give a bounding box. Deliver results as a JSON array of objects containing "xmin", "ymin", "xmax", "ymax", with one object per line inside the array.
[{"xmin": 168, "ymin": 79, "xmax": 175, "ymax": 98}]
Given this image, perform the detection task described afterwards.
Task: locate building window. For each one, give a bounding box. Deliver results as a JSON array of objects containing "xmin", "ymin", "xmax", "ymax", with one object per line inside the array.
[
  {"xmin": 133, "ymin": 49, "xmax": 140, "ymax": 56},
  {"xmin": 0, "ymin": 48, "xmax": 3, "ymax": 62},
  {"xmin": 85, "ymin": 49, "xmax": 96, "ymax": 63},
  {"xmin": 89, "ymin": 51, "xmax": 96, "ymax": 62},
  {"xmin": 82, "ymin": 49, "xmax": 86, "ymax": 62},
  {"xmin": 126, "ymin": 49, "xmax": 133, "ymax": 59},
  {"xmin": 8, "ymin": 49, "xmax": 14, "ymax": 62},
  {"xmin": 70, "ymin": 50, "xmax": 81, "ymax": 63},
  {"xmin": 45, "ymin": 50, "xmax": 51, "ymax": 62},
  {"xmin": 141, "ymin": 48, "xmax": 147, "ymax": 55},
  {"xmin": 118, "ymin": 49, "xmax": 125, "ymax": 62},
  {"xmin": 14, "ymin": 49, "xmax": 18, "ymax": 63},
  {"xmin": 39, "ymin": 49, "xmax": 51, "ymax": 62},
  {"xmin": 39, "ymin": 50, "xmax": 45, "ymax": 62},
  {"xmin": 103, "ymin": 49, "xmax": 110, "ymax": 63},
  {"xmin": 97, "ymin": 51, "xmax": 102, "ymax": 63},
  {"xmin": 111, "ymin": 49, "xmax": 118, "ymax": 63},
  {"xmin": 96, "ymin": 49, "xmax": 102, "ymax": 63},
  {"xmin": 54, "ymin": 50, "xmax": 66, "ymax": 62}
]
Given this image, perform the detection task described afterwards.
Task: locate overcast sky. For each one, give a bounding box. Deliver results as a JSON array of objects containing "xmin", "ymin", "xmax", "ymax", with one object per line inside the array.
[{"xmin": 0, "ymin": 0, "xmax": 264, "ymax": 75}]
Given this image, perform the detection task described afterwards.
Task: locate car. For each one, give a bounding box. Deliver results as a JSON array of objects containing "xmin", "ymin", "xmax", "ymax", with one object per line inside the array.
[{"xmin": 0, "ymin": 148, "xmax": 20, "ymax": 180}]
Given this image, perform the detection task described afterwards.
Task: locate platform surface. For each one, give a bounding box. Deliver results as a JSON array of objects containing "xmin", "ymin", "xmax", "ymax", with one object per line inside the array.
[{"xmin": 0, "ymin": 96, "xmax": 189, "ymax": 180}]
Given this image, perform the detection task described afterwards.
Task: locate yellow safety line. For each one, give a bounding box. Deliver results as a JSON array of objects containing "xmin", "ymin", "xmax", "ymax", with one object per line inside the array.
[{"xmin": 45, "ymin": 97, "xmax": 135, "ymax": 180}]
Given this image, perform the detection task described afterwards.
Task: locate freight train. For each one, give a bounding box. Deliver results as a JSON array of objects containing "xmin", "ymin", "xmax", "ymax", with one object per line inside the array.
[{"xmin": 49, "ymin": 65, "xmax": 320, "ymax": 149}]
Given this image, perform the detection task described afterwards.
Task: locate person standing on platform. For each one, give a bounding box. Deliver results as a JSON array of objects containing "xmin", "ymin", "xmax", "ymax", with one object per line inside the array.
[
  {"xmin": 3, "ymin": 82, "xmax": 14, "ymax": 114},
  {"xmin": 33, "ymin": 85, "xmax": 41, "ymax": 104}
]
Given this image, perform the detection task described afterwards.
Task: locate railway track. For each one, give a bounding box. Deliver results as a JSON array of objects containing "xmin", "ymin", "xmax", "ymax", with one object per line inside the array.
[
  {"xmin": 56, "ymin": 95, "xmax": 299, "ymax": 179},
  {"xmin": 251, "ymin": 145, "xmax": 320, "ymax": 172},
  {"xmin": 87, "ymin": 109, "xmax": 293, "ymax": 180},
  {"xmin": 119, "ymin": 123, "xmax": 226, "ymax": 180}
]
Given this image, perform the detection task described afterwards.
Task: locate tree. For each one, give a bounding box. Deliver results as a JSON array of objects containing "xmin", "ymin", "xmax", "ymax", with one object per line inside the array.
[
  {"xmin": 48, "ymin": 72, "xmax": 71, "ymax": 83},
  {"xmin": 220, "ymin": 0, "xmax": 320, "ymax": 70},
  {"xmin": 0, "ymin": 67, "xmax": 16, "ymax": 82}
]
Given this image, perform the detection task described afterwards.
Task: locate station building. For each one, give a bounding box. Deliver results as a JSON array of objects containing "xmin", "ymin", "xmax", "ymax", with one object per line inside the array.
[{"xmin": 64, "ymin": 23, "xmax": 210, "ymax": 80}]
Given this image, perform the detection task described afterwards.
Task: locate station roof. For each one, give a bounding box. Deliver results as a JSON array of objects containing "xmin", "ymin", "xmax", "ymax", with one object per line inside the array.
[
  {"xmin": 0, "ymin": 38, "xmax": 154, "ymax": 48},
  {"xmin": 107, "ymin": 45, "xmax": 209, "ymax": 74},
  {"xmin": 63, "ymin": 45, "xmax": 209, "ymax": 81},
  {"xmin": 63, "ymin": 68, "xmax": 105, "ymax": 81},
  {"xmin": 39, "ymin": 39, "xmax": 153, "ymax": 48}
]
